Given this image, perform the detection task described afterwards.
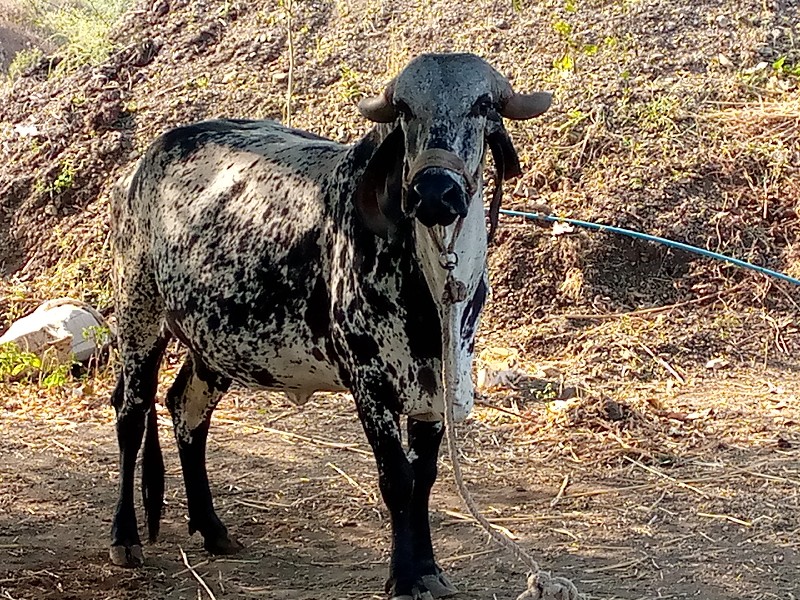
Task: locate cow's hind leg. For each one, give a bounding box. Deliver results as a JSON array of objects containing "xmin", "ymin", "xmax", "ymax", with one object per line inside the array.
[
  {"xmin": 166, "ymin": 354, "xmax": 242, "ymax": 555},
  {"xmin": 408, "ymin": 418, "xmax": 457, "ymax": 598},
  {"xmin": 110, "ymin": 332, "xmax": 169, "ymax": 567}
]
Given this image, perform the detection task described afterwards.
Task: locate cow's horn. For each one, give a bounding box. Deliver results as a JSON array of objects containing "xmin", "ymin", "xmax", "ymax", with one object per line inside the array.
[
  {"xmin": 358, "ymin": 93, "xmax": 398, "ymax": 122},
  {"xmin": 500, "ymin": 92, "xmax": 552, "ymax": 120}
]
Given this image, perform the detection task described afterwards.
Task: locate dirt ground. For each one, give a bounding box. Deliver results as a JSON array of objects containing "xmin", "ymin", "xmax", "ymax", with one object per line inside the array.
[
  {"xmin": 2, "ymin": 362, "xmax": 799, "ymax": 600},
  {"xmin": 0, "ymin": 0, "xmax": 798, "ymax": 598}
]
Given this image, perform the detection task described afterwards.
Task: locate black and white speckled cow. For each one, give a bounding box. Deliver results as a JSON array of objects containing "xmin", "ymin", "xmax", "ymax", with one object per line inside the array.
[{"xmin": 108, "ymin": 52, "xmax": 550, "ymax": 599}]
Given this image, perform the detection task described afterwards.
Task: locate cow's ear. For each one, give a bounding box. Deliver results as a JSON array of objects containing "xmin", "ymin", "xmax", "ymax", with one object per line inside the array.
[
  {"xmin": 486, "ymin": 118, "xmax": 521, "ymax": 181},
  {"xmin": 354, "ymin": 126, "xmax": 405, "ymax": 238},
  {"xmin": 485, "ymin": 118, "xmax": 522, "ymax": 242}
]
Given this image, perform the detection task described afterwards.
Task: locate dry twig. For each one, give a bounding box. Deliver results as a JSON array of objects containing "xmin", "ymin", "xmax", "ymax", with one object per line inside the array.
[{"xmin": 179, "ymin": 547, "xmax": 218, "ymax": 600}]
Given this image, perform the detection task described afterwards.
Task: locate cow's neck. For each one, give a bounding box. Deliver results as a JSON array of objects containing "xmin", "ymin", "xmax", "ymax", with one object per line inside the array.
[{"xmin": 413, "ymin": 185, "xmax": 488, "ymax": 422}]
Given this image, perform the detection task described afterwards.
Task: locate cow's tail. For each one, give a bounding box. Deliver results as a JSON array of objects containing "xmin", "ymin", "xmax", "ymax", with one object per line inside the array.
[{"xmin": 142, "ymin": 398, "xmax": 165, "ymax": 543}]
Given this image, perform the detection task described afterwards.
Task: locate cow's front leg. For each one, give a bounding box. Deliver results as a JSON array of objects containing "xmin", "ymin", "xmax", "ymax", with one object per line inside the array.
[
  {"xmin": 355, "ymin": 392, "xmax": 419, "ymax": 599},
  {"xmin": 408, "ymin": 418, "xmax": 457, "ymax": 598},
  {"xmin": 167, "ymin": 356, "xmax": 242, "ymax": 555}
]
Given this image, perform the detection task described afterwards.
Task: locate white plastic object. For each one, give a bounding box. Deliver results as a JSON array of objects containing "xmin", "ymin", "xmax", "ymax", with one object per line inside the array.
[{"xmin": 0, "ymin": 298, "xmax": 109, "ymax": 364}]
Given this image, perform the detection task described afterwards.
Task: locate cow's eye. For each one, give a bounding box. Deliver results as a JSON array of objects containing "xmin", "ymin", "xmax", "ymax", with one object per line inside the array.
[
  {"xmin": 394, "ymin": 99, "xmax": 414, "ymax": 120},
  {"xmin": 471, "ymin": 95, "xmax": 493, "ymax": 117}
]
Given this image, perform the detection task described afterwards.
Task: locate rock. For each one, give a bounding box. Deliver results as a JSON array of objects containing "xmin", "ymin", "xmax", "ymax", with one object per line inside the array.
[
  {"xmin": 705, "ymin": 357, "xmax": 729, "ymax": 370},
  {"xmin": 718, "ymin": 53, "xmax": 734, "ymax": 68},
  {"xmin": 603, "ymin": 399, "xmax": 628, "ymax": 421}
]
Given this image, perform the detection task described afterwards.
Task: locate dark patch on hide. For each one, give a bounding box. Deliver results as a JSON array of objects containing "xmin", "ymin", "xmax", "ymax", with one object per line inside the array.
[
  {"xmin": 306, "ymin": 276, "xmax": 331, "ymax": 339},
  {"xmin": 399, "ymin": 265, "xmax": 441, "ymax": 361},
  {"xmin": 345, "ymin": 332, "xmax": 380, "ymax": 365},
  {"xmin": 417, "ymin": 366, "xmax": 437, "ymax": 395},
  {"xmin": 461, "ymin": 278, "xmax": 487, "ymax": 354},
  {"xmin": 216, "ymin": 294, "xmax": 250, "ymax": 331},
  {"xmin": 250, "ymin": 367, "xmax": 279, "ymax": 387},
  {"xmin": 285, "ymin": 230, "xmax": 322, "ymax": 279},
  {"xmin": 363, "ymin": 285, "xmax": 395, "ymax": 318},
  {"xmin": 311, "ymin": 347, "xmax": 325, "ymax": 361}
]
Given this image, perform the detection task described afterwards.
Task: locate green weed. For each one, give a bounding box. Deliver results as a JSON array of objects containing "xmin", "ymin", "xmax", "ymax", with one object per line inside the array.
[
  {"xmin": 0, "ymin": 342, "xmax": 42, "ymax": 380},
  {"xmin": 82, "ymin": 324, "xmax": 112, "ymax": 347},
  {"xmin": 338, "ymin": 64, "xmax": 362, "ymax": 101},
  {"xmin": 42, "ymin": 364, "xmax": 71, "ymax": 388},
  {"xmin": 773, "ymin": 56, "xmax": 800, "ymax": 77},
  {"xmin": 6, "ymin": 47, "xmax": 44, "ymax": 82},
  {"xmin": 0, "ymin": 340, "xmax": 74, "ymax": 388},
  {"xmin": 31, "ymin": 0, "xmax": 129, "ymax": 77},
  {"xmin": 52, "ymin": 160, "xmax": 76, "ymax": 194},
  {"xmin": 553, "ymin": 20, "xmax": 572, "ymax": 38}
]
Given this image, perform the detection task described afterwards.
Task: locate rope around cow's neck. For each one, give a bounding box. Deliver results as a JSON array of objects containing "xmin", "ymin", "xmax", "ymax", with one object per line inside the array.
[{"xmin": 438, "ymin": 229, "xmax": 582, "ymax": 600}]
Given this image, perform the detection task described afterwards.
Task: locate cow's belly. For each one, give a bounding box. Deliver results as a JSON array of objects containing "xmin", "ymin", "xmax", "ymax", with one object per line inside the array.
[
  {"xmin": 232, "ymin": 346, "xmax": 349, "ymax": 403},
  {"xmin": 165, "ymin": 308, "xmax": 348, "ymax": 403}
]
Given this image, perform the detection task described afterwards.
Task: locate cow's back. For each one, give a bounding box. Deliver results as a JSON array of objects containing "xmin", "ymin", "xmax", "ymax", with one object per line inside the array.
[{"xmin": 118, "ymin": 119, "xmax": 351, "ymax": 398}]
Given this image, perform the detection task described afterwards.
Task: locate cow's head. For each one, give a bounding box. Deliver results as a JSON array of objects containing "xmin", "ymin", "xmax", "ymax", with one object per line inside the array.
[{"xmin": 354, "ymin": 53, "xmax": 551, "ymax": 239}]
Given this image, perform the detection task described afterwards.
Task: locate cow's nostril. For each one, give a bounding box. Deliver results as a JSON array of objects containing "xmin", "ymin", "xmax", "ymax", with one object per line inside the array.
[
  {"xmin": 412, "ymin": 176, "xmax": 456, "ymax": 203},
  {"xmin": 442, "ymin": 185, "xmax": 467, "ymax": 216}
]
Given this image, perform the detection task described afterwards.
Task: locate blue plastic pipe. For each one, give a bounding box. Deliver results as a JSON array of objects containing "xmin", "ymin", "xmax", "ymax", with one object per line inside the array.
[{"xmin": 498, "ymin": 208, "xmax": 800, "ymax": 287}]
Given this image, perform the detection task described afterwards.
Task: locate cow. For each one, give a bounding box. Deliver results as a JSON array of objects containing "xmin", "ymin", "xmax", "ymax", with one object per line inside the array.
[{"xmin": 108, "ymin": 52, "xmax": 551, "ymax": 599}]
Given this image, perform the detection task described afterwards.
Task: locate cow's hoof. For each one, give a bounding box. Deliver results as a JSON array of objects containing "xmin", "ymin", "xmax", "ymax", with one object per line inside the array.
[
  {"xmin": 421, "ymin": 572, "xmax": 458, "ymax": 598},
  {"xmin": 204, "ymin": 534, "xmax": 244, "ymax": 555},
  {"xmin": 391, "ymin": 594, "xmax": 433, "ymax": 600},
  {"xmin": 109, "ymin": 544, "xmax": 144, "ymax": 567}
]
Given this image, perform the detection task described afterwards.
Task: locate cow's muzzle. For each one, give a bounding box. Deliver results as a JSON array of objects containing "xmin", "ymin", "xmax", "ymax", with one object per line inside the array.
[{"xmin": 404, "ymin": 150, "xmax": 478, "ymax": 228}]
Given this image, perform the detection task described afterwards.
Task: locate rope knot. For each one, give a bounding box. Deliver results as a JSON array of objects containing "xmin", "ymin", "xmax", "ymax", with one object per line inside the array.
[
  {"xmin": 515, "ymin": 572, "xmax": 581, "ymax": 600},
  {"xmin": 442, "ymin": 273, "xmax": 467, "ymax": 304}
]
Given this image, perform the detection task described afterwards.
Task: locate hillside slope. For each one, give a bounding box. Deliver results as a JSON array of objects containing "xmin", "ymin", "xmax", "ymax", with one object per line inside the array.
[{"xmin": 0, "ymin": 0, "xmax": 798, "ymax": 372}]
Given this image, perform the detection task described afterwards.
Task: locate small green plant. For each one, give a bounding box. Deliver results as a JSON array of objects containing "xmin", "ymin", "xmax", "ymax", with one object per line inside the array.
[
  {"xmin": 0, "ymin": 342, "xmax": 42, "ymax": 380},
  {"xmin": 338, "ymin": 64, "xmax": 363, "ymax": 101},
  {"xmin": 42, "ymin": 364, "xmax": 71, "ymax": 388},
  {"xmin": 772, "ymin": 56, "xmax": 800, "ymax": 77},
  {"xmin": 6, "ymin": 47, "xmax": 44, "ymax": 82},
  {"xmin": 191, "ymin": 74, "xmax": 210, "ymax": 88},
  {"xmin": 52, "ymin": 160, "xmax": 76, "ymax": 194},
  {"xmin": 534, "ymin": 382, "xmax": 559, "ymax": 401},
  {"xmin": 554, "ymin": 53, "xmax": 575, "ymax": 72},
  {"xmin": 0, "ymin": 342, "xmax": 75, "ymax": 387},
  {"xmin": 639, "ymin": 96, "xmax": 680, "ymax": 131},
  {"xmin": 553, "ymin": 20, "xmax": 572, "ymax": 38},
  {"xmin": 83, "ymin": 324, "xmax": 112, "ymax": 347},
  {"xmin": 511, "ymin": 0, "xmax": 524, "ymax": 12},
  {"xmin": 557, "ymin": 108, "xmax": 589, "ymax": 134}
]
